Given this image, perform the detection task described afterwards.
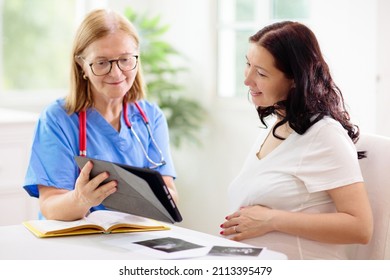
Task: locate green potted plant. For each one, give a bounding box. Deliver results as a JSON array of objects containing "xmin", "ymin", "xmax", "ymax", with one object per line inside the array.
[{"xmin": 124, "ymin": 7, "xmax": 206, "ymax": 148}]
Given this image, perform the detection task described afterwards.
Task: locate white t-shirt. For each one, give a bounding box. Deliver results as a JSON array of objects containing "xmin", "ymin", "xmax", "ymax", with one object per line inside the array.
[{"xmin": 228, "ymin": 116, "xmax": 363, "ymax": 259}]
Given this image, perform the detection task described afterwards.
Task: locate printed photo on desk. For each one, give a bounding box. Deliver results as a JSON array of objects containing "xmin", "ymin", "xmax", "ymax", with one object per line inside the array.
[
  {"xmin": 102, "ymin": 230, "xmax": 269, "ymax": 259},
  {"xmin": 22, "ymin": 210, "xmax": 169, "ymax": 238},
  {"xmin": 135, "ymin": 237, "xmax": 204, "ymax": 253}
]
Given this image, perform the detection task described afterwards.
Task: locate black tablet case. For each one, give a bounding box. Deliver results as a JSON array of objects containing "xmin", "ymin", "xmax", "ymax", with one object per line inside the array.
[{"xmin": 75, "ymin": 156, "xmax": 182, "ymax": 223}]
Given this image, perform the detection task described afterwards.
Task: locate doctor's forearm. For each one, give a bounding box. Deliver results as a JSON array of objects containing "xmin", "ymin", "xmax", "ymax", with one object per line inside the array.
[{"xmin": 39, "ymin": 189, "xmax": 91, "ymax": 221}]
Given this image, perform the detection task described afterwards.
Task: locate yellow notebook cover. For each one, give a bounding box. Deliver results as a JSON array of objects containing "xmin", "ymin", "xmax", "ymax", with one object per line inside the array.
[{"xmin": 23, "ymin": 210, "xmax": 169, "ymax": 238}]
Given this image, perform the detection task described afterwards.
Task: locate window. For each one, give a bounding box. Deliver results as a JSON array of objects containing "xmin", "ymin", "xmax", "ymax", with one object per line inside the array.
[
  {"xmin": 0, "ymin": 0, "xmax": 108, "ymax": 108},
  {"xmin": 217, "ymin": 0, "xmax": 309, "ymax": 97},
  {"xmin": 1, "ymin": 0, "xmax": 77, "ymax": 91}
]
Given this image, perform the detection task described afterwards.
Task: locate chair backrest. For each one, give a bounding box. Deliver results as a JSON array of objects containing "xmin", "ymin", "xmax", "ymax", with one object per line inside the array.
[{"xmin": 351, "ymin": 133, "xmax": 390, "ymax": 259}]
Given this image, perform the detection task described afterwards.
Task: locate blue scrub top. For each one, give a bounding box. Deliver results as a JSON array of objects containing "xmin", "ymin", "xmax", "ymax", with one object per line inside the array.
[{"xmin": 23, "ymin": 98, "xmax": 176, "ymax": 214}]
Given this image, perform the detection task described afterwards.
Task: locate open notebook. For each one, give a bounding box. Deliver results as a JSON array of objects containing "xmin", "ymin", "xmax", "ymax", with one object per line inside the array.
[{"xmin": 23, "ymin": 210, "xmax": 169, "ymax": 238}]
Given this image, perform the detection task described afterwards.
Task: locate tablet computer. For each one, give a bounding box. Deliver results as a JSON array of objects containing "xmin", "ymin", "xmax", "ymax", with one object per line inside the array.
[{"xmin": 75, "ymin": 156, "xmax": 182, "ymax": 223}]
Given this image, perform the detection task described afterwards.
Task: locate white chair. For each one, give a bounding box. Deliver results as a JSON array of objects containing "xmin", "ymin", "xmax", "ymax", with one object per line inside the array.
[{"xmin": 351, "ymin": 133, "xmax": 390, "ymax": 259}]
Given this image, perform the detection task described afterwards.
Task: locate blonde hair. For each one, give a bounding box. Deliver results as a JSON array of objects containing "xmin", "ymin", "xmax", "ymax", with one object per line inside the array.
[{"xmin": 65, "ymin": 9, "xmax": 146, "ymax": 113}]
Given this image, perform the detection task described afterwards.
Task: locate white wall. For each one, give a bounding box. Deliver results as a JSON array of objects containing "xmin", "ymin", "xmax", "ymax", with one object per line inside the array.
[
  {"xmin": 376, "ymin": 0, "xmax": 390, "ymax": 135},
  {"xmin": 309, "ymin": 0, "xmax": 377, "ymax": 134}
]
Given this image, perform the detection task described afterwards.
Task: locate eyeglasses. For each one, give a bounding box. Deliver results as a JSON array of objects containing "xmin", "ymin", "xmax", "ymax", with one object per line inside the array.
[{"xmin": 78, "ymin": 55, "xmax": 138, "ymax": 76}]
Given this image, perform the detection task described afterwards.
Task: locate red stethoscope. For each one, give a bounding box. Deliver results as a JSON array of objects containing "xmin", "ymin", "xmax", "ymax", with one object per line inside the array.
[{"xmin": 78, "ymin": 101, "xmax": 166, "ymax": 169}]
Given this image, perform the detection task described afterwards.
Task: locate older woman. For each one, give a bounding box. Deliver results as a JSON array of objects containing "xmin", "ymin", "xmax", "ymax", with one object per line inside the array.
[{"xmin": 23, "ymin": 9, "xmax": 177, "ymax": 221}]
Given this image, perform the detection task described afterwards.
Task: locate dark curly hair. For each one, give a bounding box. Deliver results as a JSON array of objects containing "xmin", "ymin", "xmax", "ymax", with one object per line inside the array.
[{"xmin": 250, "ymin": 21, "xmax": 365, "ymax": 159}]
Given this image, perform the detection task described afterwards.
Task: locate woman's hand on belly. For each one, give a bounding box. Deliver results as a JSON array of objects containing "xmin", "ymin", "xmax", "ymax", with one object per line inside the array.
[{"xmin": 220, "ymin": 205, "xmax": 275, "ymax": 241}]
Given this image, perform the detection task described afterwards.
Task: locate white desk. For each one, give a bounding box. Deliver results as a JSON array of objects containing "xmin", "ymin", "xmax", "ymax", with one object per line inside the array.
[{"xmin": 0, "ymin": 224, "xmax": 287, "ymax": 260}]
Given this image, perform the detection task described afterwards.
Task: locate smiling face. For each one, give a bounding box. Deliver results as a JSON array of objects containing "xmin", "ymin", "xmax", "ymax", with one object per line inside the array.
[
  {"xmin": 79, "ymin": 30, "xmax": 139, "ymax": 105},
  {"xmin": 244, "ymin": 43, "xmax": 294, "ymax": 108}
]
